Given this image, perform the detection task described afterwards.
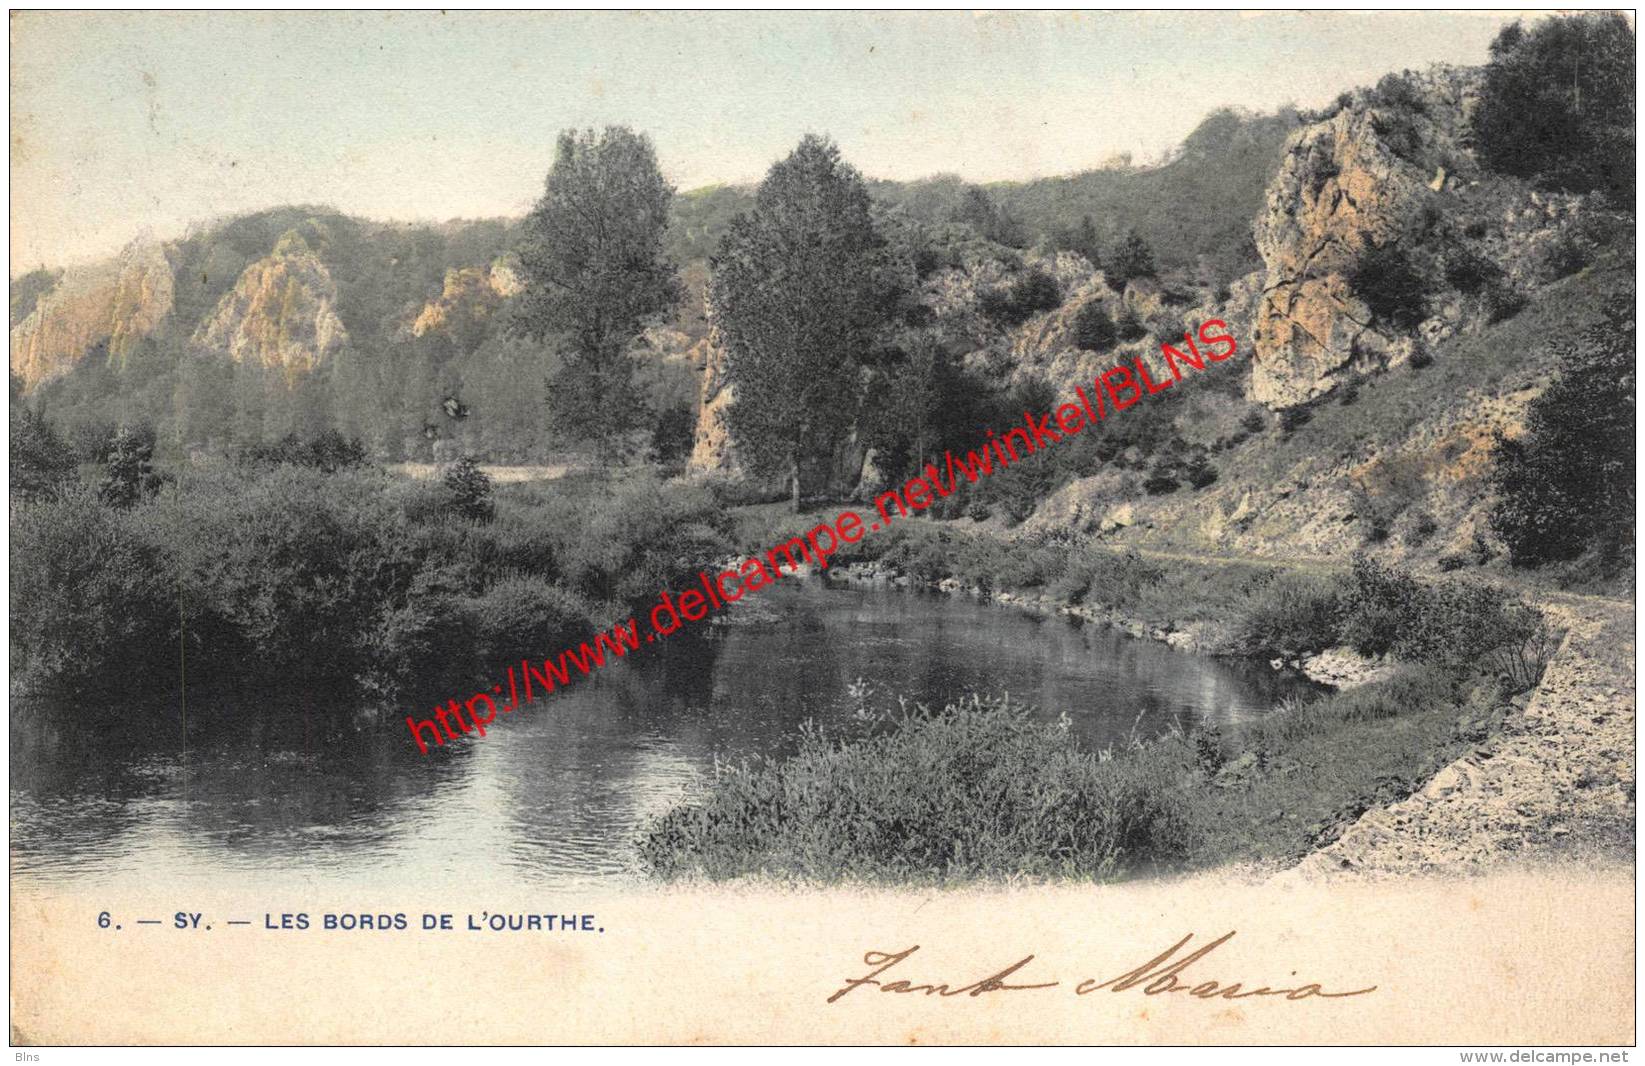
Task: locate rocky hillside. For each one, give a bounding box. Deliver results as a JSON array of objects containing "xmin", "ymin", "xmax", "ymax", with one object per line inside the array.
[{"xmin": 1022, "ymin": 64, "xmax": 1631, "ymax": 572}]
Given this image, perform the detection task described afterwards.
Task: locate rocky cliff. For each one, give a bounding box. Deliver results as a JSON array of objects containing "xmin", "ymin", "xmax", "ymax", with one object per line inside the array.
[
  {"xmin": 9, "ymin": 237, "xmax": 174, "ymax": 391},
  {"xmin": 1248, "ymin": 68, "xmax": 1482, "ymax": 407},
  {"xmin": 410, "ymin": 260, "xmax": 521, "ymax": 340}
]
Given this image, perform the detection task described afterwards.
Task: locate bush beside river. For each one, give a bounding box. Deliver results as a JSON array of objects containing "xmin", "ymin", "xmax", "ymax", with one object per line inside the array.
[{"xmin": 9, "ymin": 459, "xmax": 733, "ymax": 717}]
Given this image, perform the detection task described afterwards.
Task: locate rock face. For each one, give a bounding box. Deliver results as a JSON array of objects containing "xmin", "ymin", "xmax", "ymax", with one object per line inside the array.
[
  {"xmin": 9, "ymin": 237, "xmax": 175, "ymax": 392},
  {"xmin": 1250, "ymin": 67, "xmax": 1481, "ymax": 408},
  {"xmin": 192, "ymin": 231, "xmax": 347, "ymax": 379},
  {"xmin": 686, "ymin": 334, "xmax": 735, "ymax": 476},
  {"xmin": 410, "ymin": 263, "xmax": 513, "ymax": 340}
]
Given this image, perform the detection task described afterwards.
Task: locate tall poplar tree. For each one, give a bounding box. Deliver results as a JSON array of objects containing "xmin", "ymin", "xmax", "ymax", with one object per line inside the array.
[
  {"xmin": 713, "ymin": 135, "xmax": 906, "ymax": 509},
  {"xmin": 515, "ymin": 127, "xmax": 680, "ymax": 441}
]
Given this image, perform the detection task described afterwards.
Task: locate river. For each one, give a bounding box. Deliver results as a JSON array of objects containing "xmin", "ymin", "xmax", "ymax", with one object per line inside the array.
[{"xmin": 10, "ymin": 581, "xmax": 1317, "ymax": 892}]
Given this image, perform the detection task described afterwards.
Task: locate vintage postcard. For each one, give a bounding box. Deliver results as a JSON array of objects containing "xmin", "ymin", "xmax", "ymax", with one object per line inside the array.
[{"xmin": 8, "ymin": 9, "xmax": 1637, "ymax": 1049}]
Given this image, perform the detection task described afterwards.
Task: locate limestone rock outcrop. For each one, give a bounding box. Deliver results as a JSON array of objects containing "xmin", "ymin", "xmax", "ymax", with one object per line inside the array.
[
  {"xmin": 686, "ymin": 334, "xmax": 735, "ymax": 475},
  {"xmin": 9, "ymin": 237, "xmax": 175, "ymax": 392},
  {"xmin": 410, "ymin": 260, "xmax": 518, "ymax": 341},
  {"xmin": 1250, "ymin": 67, "xmax": 1481, "ymax": 408},
  {"xmin": 192, "ymin": 231, "xmax": 347, "ymax": 378}
]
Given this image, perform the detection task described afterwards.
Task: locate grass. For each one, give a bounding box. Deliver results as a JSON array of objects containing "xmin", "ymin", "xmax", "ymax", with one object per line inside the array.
[{"xmin": 1183, "ymin": 665, "xmax": 1485, "ymax": 868}]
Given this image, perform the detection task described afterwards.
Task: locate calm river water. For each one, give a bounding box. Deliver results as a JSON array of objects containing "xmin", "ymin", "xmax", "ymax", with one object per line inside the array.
[{"xmin": 11, "ymin": 582, "xmax": 1316, "ymax": 891}]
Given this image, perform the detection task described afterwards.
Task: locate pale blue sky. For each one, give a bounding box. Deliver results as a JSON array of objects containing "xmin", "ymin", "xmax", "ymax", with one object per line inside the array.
[{"xmin": 11, "ymin": 10, "xmax": 1525, "ymax": 268}]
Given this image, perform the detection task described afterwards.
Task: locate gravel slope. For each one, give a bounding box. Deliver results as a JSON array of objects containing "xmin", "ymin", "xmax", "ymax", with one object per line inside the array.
[{"xmin": 1290, "ymin": 595, "xmax": 1635, "ymax": 878}]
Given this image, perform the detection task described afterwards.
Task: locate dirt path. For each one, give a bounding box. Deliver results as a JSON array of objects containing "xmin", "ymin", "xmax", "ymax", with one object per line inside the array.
[{"xmin": 1288, "ymin": 595, "xmax": 1635, "ymax": 877}]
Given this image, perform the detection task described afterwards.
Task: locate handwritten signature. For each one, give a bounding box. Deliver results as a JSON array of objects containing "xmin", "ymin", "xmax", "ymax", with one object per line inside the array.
[{"xmin": 827, "ymin": 932, "xmax": 1377, "ymax": 1004}]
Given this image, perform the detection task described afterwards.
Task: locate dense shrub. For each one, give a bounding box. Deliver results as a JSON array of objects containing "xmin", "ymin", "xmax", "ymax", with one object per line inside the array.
[
  {"xmin": 650, "ymin": 403, "xmax": 696, "ymax": 468},
  {"xmin": 1072, "ymin": 302, "xmax": 1118, "ymax": 353},
  {"xmin": 149, "ymin": 466, "xmax": 422, "ymax": 686},
  {"xmin": 238, "ymin": 430, "xmax": 369, "ymax": 472},
  {"xmin": 1184, "ymin": 457, "xmax": 1219, "ymax": 489},
  {"xmin": 1349, "ymin": 242, "xmax": 1428, "ymax": 330},
  {"xmin": 442, "ymin": 456, "xmax": 495, "ymax": 523},
  {"xmin": 640, "ymin": 695, "xmax": 1195, "ymax": 882},
  {"xmin": 1107, "ymin": 230, "xmax": 1159, "ymax": 288},
  {"xmin": 11, "ymin": 458, "xmax": 733, "ymax": 711},
  {"xmin": 1443, "ymin": 246, "xmax": 1505, "ymax": 295},
  {"xmin": 1278, "ymin": 407, "xmax": 1312, "ymax": 434},
  {"xmin": 1474, "ymin": 13, "xmax": 1635, "ymax": 202},
  {"xmin": 1336, "ymin": 558, "xmax": 1553, "ymax": 690},
  {"xmin": 1484, "ymin": 282, "xmax": 1529, "ymax": 323},
  {"xmin": 1234, "ymin": 574, "xmax": 1345, "ymax": 657},
  {"xmin": 10, "ymin": 490, "xmax": 177, "ymax": 696},
  {"xmin": 9, "ymin": 401, "xmax": 77, "ymax": 501},
  {"xmin": 460, "ymin": 573, "xmax": 593, "ymax": 666},
  {"xmin": 1490, "ymin": 294, "xmax": 1633, "ymax": 568},
  {"xmin": 548, "ymin": 473, "xmax": 735, "ymax": 607},
  {"xmin": 98, "ymin": 425, "xmax": 167, "ymax": 509},
  {"xmin": 980, "ymin": 269, "xmax": 1063, "ymax": 327}
]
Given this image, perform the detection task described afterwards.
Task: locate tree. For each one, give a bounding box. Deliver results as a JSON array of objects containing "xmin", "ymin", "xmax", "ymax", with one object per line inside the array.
[
  {"xmin": 442, "ymin": 456, "xmax": 495, "ymax": 523},
  {"xmin": 515, "ymin": 127, "xmax": 680, "ymax": 440},
  {"xmin": 1489, "ymin": 294, "xmax": 1634, "ymax": 569},
  {"xmin": 713, "ymin": 136, "xmax": 908, "ymax": 510},
  {"xmin": 1071, "ymin": 303, "xmax": 1118, "ymax": 353},
  {"xmin": 1474, "ymin": 13, "xmax": 1635, "ymax": 202},
  {"xmin": 950, "ymin": 186, "xmax": 1026, "ymax": 247},
  {"xmin": 98, "ymin": 424, "xmax": 165, "ymax": 509},
  {"xmin": 1108, "ymin": 230, "xmax": 1158, "ymax": 288}
]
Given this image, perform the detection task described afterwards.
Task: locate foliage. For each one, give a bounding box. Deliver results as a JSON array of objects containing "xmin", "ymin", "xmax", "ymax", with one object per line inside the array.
[
  {"xmin": 1071, "ymin": 302, "xmax": 1118, "ymax": 353},
  {"xmin": 543, "ymin": 472, "xmax": 734, "ymax": 608},
  {"xmin": 1052, "ymin": 214, "xmax": 1102, "ymax": 269},
  {"xmin": 979, "ymin": 268, "xmax": 1062, "ymax": 327},
  {"xmin": 640, "ymin": 695, "xmax": 1194, "ymax": 882},
  {"xmin": 1443, "ymin": 246, "xmax": 1504, "ymax": 295},
  {"xmin": 442, "ymin": 456, "xmax": 496, "ymax": 523},
  {"xmin": 1349, "ymin": 242, "xmax": 1428, "ymax": 330},
  {"xmin": 949, "ymin": 187, "xmax": 1027, "ymax": 248},
  {"xmin": 10, "ymin": 454, "xmax": 738, "ymax": 711},
  {"xmin": 515, "ymin": 126, "xmax": 681, "ymax": 439},
  {"xmin": 1335, "ymin": 558, "xmax": 1553, "ymax": 690},
  {"xmin": 9, "ymin": 386, "xmax": 77, "ymax": 502},
  {"xmin": 1115, "ymin": 306, "xmax": 1147, "ymax": 342},
  {"xmin": 237, "ymin": 430, "xmax": 369, "ymax": 472},
  {"xmin": 1489, "ymin": 294, "xmax": 1634, "ymax": 568},
  {"xmin": 1278, "ymin": 406, "xmax": 1312, "ymax": 433},
  {"xmin": 97, "ymin": 424, "xmax": 167, "ymax": 509},
  {"xmin": 1233, "ymin": 574, "xmax": 1345, "ymax": 658},
  {"xmin": 1474, "ymin": 13, "xmax": 1636, "ymax": 202},
  {"xmin": 650, "ymin": 403, "xmax": 697, "ymax": 469},
  {"xmin": 9, "ymin": 490, "xmax": 178, "ymax": 696},
  {"xmin": 1107, "ymin": 229, "xmax": 1158, "ymax": 288}
]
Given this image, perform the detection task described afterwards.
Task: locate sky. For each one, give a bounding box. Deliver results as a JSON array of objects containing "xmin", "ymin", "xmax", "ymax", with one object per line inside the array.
[{"xmin": 10, "ymin": 10, "xmax": 1526, "ymax": 270}]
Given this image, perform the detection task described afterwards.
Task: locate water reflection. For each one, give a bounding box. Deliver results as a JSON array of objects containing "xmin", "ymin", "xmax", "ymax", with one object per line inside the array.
[{"xmin": 11, "ymin": 582, "xmax": 1318, "ymax": 891}]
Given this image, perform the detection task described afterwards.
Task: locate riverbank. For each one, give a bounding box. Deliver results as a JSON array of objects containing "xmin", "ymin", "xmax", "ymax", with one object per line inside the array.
[{"xmin": 647, "ymin": 515, "xmax": 1628, "ymax": 882}]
